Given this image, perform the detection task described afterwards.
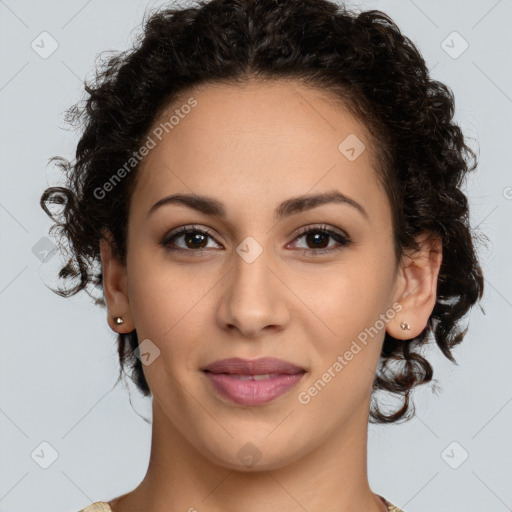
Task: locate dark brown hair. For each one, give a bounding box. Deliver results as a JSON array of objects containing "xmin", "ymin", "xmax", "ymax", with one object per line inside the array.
[{"xmin": 40, "ymin": 0, "xmax": 485, "ymax": 423}]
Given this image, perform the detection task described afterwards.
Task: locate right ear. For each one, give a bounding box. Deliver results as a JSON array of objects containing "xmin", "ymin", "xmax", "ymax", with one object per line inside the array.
[{"xmin": 99, "ymin": 229, "xmax": 134, "ymax": 333}]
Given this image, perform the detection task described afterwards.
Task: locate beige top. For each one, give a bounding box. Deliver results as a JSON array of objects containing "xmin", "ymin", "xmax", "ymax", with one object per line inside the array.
[{"xmin": 78, "ymin": 495, "xmax": 405, "ymax": 511}]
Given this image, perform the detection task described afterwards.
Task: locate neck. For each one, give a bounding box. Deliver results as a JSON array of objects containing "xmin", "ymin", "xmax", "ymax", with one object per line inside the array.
[{"xmin": 110, "ymin": 398, "xmax": 387, "ymax": 512}]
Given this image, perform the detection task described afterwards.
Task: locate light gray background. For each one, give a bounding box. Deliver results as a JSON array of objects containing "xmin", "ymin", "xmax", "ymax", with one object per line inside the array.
[{"xmin": 0, "ymin": 0, "xmax": 510, "ymax": 511}]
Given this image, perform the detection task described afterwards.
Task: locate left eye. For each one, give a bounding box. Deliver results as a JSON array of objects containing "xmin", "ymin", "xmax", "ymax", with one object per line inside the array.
[
  {"xmin": 161, "ymin": 224, "xmax": 351, "ymax": 255},
  {"xmin": 289, "ymin": 225, "xmax": 351, "ymax": 254}
]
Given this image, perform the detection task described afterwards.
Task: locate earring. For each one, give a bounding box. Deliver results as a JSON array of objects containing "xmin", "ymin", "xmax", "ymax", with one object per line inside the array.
[
  {"xmin": 114, "ymin": 316, "xmax": 124, "ymax": 325},
  {"xmin": 400, "ymin": 321, "xmax": 410, "ymax": 330}
]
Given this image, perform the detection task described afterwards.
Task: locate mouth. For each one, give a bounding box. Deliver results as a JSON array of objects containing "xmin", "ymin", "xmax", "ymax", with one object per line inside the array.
[
  {"xmin": 201, "ymin": 357, "xmax": 307, "ymax": 406},
  {"xmin": 202, "ymin": 371, "xmax": 305, "ymax": 379},
  {"xmin": 201, "ymin": 356, "xmax": 306, "ymax": 376}
]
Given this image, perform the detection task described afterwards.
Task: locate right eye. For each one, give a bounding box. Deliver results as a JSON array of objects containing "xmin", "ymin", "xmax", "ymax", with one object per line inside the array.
[{"xmin": 160, "ymin": 225, "xmax": 222, "ymax": 255}]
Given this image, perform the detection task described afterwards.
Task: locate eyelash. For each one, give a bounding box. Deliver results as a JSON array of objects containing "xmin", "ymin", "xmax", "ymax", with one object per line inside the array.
[{"xmin": 160, "ymin": 224, "xmax": 351, "ymax": 257}]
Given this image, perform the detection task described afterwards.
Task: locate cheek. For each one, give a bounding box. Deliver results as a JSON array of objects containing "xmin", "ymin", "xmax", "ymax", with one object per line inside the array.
[
  {"xmin": 125, "ymin": 253, "xmax": 219, "ymax": 379},
  {"xmin": 303, "ymin": 280, "xmax": 387, "ymax": 409},
  {"xmin": 299, "ymin": 258, "xmax": 394, "ymax": 398},
  {"xmin": 301, "ymin": 261, "xmax": 388, "ymax": 338},
  {"xmin": 126, "ymin": 248, "xmax": 207, "ymax": 334},
  {"xmin": 125, "ymin": 264, "xmax": 201, "ymax": 397}
]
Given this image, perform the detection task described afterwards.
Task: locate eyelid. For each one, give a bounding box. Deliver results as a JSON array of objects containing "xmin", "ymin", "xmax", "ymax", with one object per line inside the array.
[
  {"xmin": 161, "ymin": 223, "xmax": 351, "ymax": 254},
  {"xmin": 292, "ymin": 223, "xmax": 348, "ymax": 239},
  {"xmin": 287, "ymin": 223, "xmax": 351, "ymax": 254},
  {"xmin": 162, "ymin": 224, "xmax": 221, "ymax": 246}
]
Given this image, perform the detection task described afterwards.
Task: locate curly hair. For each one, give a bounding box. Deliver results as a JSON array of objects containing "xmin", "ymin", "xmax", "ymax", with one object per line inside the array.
[{"xmin": 40, "ymin": 0, "xmax": 485, "ymax": 424}]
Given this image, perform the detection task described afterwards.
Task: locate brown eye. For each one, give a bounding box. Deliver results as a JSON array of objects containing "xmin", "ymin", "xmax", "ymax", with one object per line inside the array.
[
  {"xmin": 161, "ymin": 223, "xmax": 351, "ymax": 257},
  {"xmin": 290, "ymin": 224, "xmax": 351, "ymax": 255},
  {"xmin": 161, "ymin": 225, "xmax": 221, "ymax": 254},
  {"xmin": 303, "ymin": 231, "xmax": 330, "ymax": 249},
  {"xmin": 181, "ymin": 231, "xmax": 208, "ymax": 249}
]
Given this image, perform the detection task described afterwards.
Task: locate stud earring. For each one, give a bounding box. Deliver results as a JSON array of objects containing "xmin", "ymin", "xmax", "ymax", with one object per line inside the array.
[
  {"xmin": 400, "ymin": 321, "xmax": 410, "ymax": 330},
  {"xmin": 114, "ymin": 317, "xmax": 124, "ymax": 325}
]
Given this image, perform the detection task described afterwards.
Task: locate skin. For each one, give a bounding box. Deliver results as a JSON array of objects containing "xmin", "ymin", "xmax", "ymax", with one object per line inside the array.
[{"xmin": 100, "ymin": 79, "xmax": 442, "ymax": 512}]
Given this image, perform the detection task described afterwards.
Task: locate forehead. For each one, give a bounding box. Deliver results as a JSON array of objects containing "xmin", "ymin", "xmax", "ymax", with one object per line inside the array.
[{"xmin": 131, "ymin": 79, "xmax": 390, "ymax": 227}]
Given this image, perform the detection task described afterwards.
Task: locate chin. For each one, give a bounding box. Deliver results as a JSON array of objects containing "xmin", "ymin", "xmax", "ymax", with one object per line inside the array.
[{"xmin": 200, "ymin": 436, "xmax": 308, "ymax": 472}]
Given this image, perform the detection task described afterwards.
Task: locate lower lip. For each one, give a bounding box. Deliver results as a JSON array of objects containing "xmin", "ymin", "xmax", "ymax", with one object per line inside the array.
[{"xmin": 203, "ymin": 371, "xmax": 306, "ymax": 406}]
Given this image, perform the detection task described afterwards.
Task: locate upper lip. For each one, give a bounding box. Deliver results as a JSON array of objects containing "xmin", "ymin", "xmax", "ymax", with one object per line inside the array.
[{"xmin": 201, "ymin": 357, "xmax": 306, "ymax": 375}]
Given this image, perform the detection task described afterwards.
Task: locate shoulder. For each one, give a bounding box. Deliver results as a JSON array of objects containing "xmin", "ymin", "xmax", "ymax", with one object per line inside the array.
[
  {"xmin": 77, "ymin": 502, "xmax": 112, "ymax": 512},
  {"xmin": 77, "ymin": 497, "xmax": 404, "ymax": 512},
  {"xmin": 380, "ymin": 496, "xmax": 405, "ymax": 512}
]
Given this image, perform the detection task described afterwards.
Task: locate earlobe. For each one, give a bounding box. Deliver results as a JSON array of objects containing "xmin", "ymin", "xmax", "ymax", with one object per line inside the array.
[
  {"xmin": 388, "ymin": 230, "xmax": 442, "ymax": 340},
  {"xmin": 99, "ymin": 229, "xmax": 133, "ymax": 333}
]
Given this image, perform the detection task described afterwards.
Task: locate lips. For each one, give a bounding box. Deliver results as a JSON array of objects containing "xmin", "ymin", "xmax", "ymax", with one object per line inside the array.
[
  {"xmin": 201, "ymin": 357, "xmax": 307, "ymax": 406},
  {"xmin": 201, "ymin": 357, "xmax": 306, "ymax": 376}
]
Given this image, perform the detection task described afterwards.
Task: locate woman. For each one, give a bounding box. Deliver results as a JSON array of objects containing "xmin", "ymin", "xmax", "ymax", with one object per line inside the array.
[{"xmin": 40, "ymin": 0, "xmax": 484, "ymax": 511}]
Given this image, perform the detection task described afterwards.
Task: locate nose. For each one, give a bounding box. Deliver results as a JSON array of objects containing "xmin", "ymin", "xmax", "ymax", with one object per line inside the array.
[{"xmin": 216, "ymin": 248, "xmax": 290, "ymax": 338}]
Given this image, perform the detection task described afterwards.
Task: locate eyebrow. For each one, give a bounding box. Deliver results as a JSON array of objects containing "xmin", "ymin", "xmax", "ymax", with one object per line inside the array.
[{"xmin": 147, "ymin": 190, "xmax": 369, "ymax": 222}]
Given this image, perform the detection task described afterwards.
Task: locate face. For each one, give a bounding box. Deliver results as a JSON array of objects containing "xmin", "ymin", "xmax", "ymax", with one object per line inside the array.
[{"xmin": 101, "ymin": 79, "xmax": 438, "ymax": 471}]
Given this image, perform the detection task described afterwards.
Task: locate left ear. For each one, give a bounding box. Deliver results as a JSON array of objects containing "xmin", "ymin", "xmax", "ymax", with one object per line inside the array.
[{"xmin": 387, "ymin": 230, "xmax": 443, "ymax": 340}]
